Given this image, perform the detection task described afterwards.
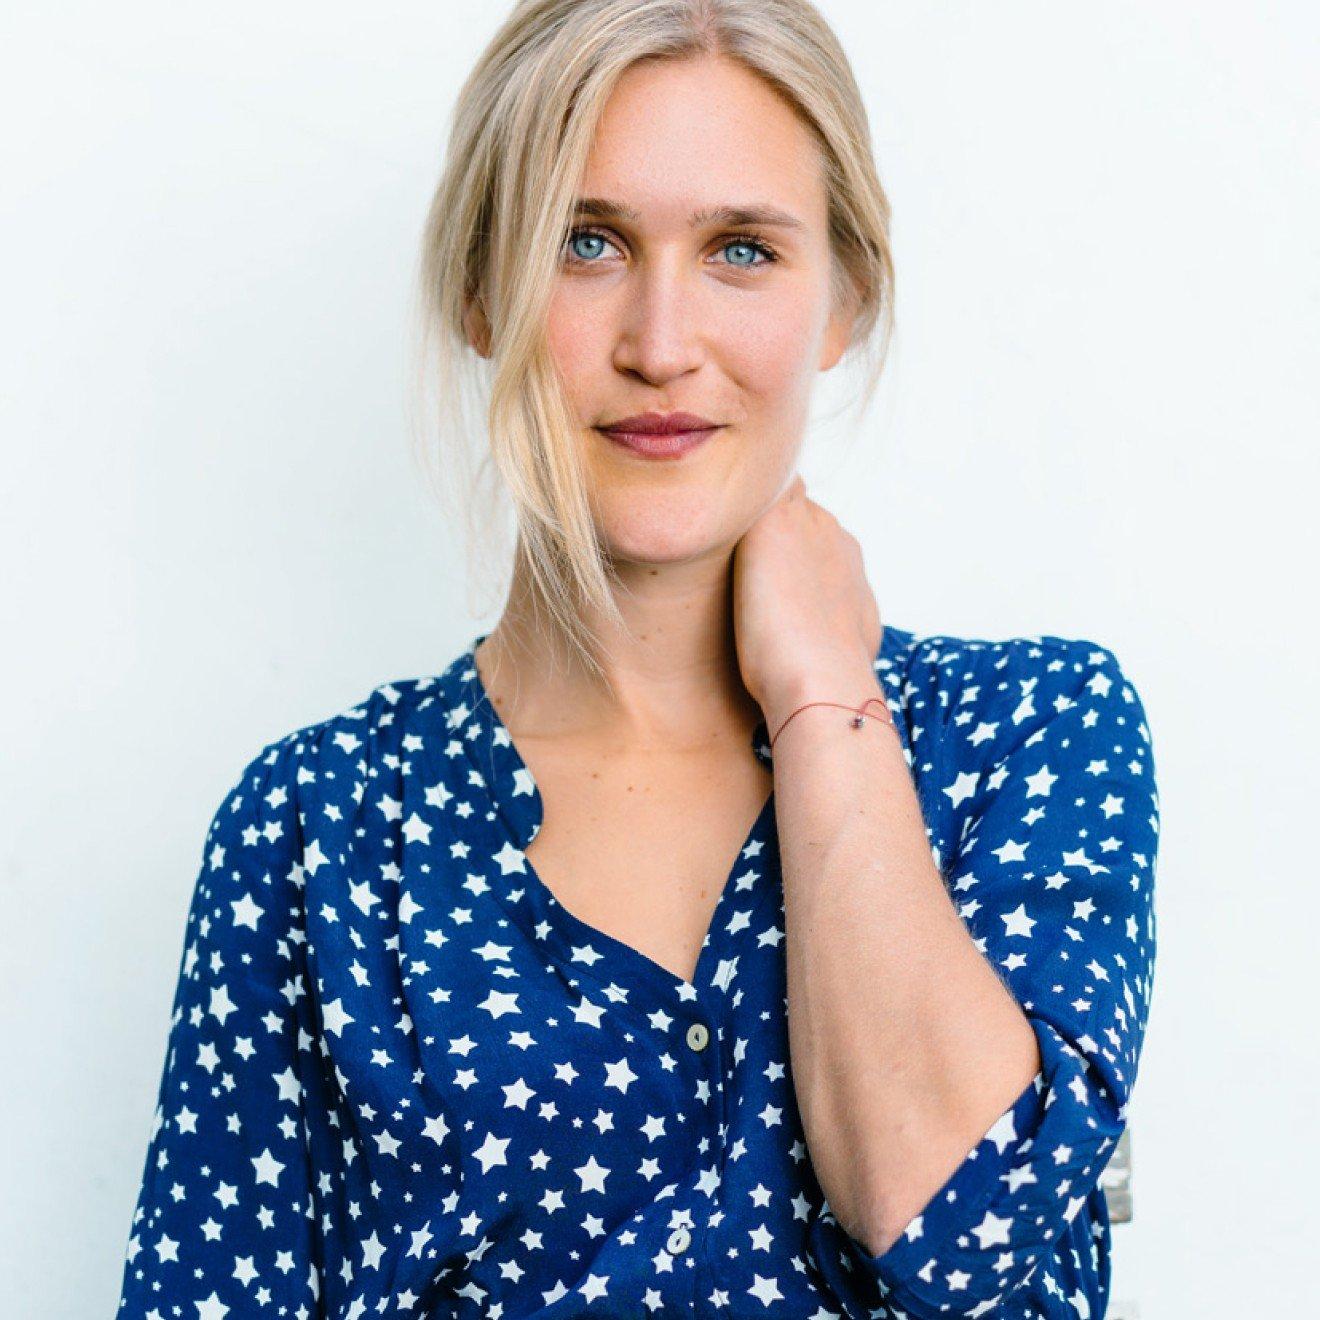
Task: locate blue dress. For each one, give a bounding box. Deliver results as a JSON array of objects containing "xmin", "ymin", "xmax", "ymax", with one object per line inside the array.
[{"xmin": 115, "ymin": 623, "xmax": 1159, "ymax": 1319}]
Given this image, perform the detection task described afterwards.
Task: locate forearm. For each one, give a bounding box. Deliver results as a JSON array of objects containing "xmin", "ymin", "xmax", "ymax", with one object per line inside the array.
[{"xmin": 769, "ymin": 659, "xmax": 1042, "ymax": 1256}]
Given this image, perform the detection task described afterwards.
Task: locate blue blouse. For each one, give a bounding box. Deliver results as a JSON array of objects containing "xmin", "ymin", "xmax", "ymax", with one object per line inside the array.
[{"xmin": 116, "ymin": 622, "xmax": 1159, "ymax": 1319}]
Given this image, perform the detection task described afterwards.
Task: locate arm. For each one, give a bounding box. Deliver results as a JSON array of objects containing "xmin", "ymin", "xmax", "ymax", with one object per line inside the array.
[
  {"xmin": 115, "ymin": 735, "xmax": 324, "ymax": 1316},
  {"xmin": 775, "ymin": 636, "xmax": 1158, "ymax": 1318},
  {"xmin": 773, "ymin": 653, "xmax": 1041, "ymax": 1254}
]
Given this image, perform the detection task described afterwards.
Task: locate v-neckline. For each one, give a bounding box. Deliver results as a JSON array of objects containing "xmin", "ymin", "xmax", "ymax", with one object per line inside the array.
[{"xmin": 459, "ymin": 631, "xmax": 777, "ymax": 1003}]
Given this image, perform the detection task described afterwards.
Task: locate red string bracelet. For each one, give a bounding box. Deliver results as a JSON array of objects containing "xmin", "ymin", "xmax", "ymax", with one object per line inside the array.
[{"xmin": 768, "ymin": 695, "xmax": 896, "ymax": 751}]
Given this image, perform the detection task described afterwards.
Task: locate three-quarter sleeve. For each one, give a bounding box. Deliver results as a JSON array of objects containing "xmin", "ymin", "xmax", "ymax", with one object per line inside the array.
[
  {"xmin": 115, "ymin": 734, "xmax": 323, "ymax": 1316},
  {"xmin": 810, "ymin": 636, "xmax": 1160, "ymax": 1319}
]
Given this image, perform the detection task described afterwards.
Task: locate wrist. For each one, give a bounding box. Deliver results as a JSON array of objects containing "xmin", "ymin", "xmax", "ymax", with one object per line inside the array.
[{"xmin": 761, "ymin": 658, "xmax": 885, "ymax": 737}]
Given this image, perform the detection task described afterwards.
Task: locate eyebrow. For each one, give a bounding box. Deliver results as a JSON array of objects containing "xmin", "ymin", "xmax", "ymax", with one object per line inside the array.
[{"xmin": 571, "ymin": 197, "xmax": 805, "ymax": 231}]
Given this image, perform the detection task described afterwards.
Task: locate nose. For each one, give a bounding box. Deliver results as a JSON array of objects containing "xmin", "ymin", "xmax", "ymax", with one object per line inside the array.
[{"xmin": 610, "ymin": 258, "xmax": 706, "ymax": 386}]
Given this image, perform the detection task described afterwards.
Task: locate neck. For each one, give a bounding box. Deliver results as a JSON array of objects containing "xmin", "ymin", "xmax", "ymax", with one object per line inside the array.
[{"xmin": 474, "ymin": 543, "xmax": 763, "ymax": 753}]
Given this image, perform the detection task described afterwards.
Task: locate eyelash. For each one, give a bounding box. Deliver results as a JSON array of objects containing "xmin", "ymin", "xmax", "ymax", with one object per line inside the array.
[{"xmin": 563, "ymin": 226, "xmax": 781, "ymax": 270}]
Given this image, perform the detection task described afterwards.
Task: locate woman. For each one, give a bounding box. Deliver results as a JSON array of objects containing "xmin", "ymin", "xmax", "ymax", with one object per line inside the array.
[{"xmin": 116, "ymin": 2, "xmax": 1159, "ymax": 1317}]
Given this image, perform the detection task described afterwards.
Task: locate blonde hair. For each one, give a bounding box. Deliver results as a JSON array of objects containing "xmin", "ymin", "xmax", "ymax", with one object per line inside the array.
[{"xmin": 408, "ymin": 0, "xmax": 894, "ymax": 681}]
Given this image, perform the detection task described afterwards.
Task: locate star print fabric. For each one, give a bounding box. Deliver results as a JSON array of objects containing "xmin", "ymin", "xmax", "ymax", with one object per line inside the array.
[
  {"xmin": 809, "ymin": 635, "xmax": 1159, "ymax": 1318},
  {"xmin": 116, "ymin": 624, "xmax": 1158, "ymax": 1319},
  {"xmin": 116, "ymin": 735, "xmax": 324, "ymax": 1317}
]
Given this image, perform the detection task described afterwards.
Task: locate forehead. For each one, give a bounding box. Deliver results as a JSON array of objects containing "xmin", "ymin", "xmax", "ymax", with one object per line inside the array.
[{"xmin": 579, "ymin": 55, "xmax": 827, "ymax": 228}]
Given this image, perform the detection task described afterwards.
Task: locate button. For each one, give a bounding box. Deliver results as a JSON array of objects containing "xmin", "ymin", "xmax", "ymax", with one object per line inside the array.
[
  {"xmin": 666, "ymin": 1226, "xmax": 692, "ymax": 1255},
  {"xmin": 685, "ymin": 1021, "xmax": 710, "ymax": 1052}
]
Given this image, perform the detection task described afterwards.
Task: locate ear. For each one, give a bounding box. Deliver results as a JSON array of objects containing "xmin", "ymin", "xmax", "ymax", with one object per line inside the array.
[
  {"xmin": 462, "ymin": 293, "xmax": 493, "ymax": 359},
  {"xmin": 819, "ymin": 278, "xmax": 861, "ymax": 372}
]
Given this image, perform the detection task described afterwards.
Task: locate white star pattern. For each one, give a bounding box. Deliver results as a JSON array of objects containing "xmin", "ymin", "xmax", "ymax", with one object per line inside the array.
[{"xmin": 116, "ymin": 626, "xmax": 1158, "ymax": 1319}]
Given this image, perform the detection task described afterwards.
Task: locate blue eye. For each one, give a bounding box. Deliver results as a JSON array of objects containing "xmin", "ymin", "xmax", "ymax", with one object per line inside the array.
[
  {"xmin": 722, "ymin": 240, "xmax": 765, "ymax": 267},
  {"xmin": 563, "ymin": 228, "xmax": 779, "ymax": 269},
  {"xmin": 568, "ymin": 231, "xmax": 608, "ymax": 262}
]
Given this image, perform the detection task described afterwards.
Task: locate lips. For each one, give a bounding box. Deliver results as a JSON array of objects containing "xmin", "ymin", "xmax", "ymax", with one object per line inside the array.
[
  {"xmin": 599, "ymin": 410, "xmax": 721, "ymax": 435},
  {"xmin": 595, "ymin": 411, "xmax": 724, "ymax": 460}
]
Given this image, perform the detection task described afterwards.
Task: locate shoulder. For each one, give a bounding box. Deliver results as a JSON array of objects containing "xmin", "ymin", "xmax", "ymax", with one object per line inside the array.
[
  {"xmin": 895, "ymin": 628, "xmax": 1145, "ymax": 739},
  {"xmin": 888, "ymin": 629, "xmax": 1161, "ymax": 901},
  {"xmin": 882, "ymin": 626, "xmax": 1155, "ymax": 812},
  {"xmin": 210, "ymin": 671, "xmax": 460, "ymax": 859}
]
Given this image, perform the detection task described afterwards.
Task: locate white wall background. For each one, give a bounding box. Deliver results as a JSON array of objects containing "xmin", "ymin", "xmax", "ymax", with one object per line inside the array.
[{"xmin": 3, "ymin": 2, "xmax": 1316, "ymax": 1314}]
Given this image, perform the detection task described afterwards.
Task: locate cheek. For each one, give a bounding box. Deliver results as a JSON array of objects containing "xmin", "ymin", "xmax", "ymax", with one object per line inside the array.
[
  {"xmin": 726, "ymin": 290, "xmax": 823, "ymax": 408},
  {"xmin": 545, "ymin": 290, "xmax": 606, "ymax": 398}
]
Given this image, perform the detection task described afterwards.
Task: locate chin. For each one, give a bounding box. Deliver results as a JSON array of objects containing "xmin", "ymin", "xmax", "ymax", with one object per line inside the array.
[{"xmin": 596, "ymin": 506, "xmax": 738, "ymax": 566}]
